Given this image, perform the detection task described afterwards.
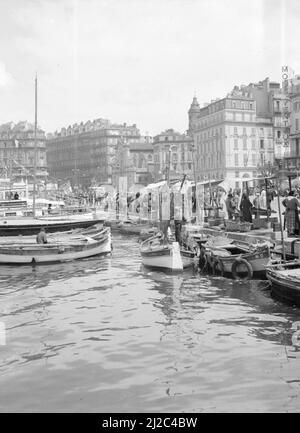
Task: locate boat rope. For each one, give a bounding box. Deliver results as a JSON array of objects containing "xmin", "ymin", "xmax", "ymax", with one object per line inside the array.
[{"xmin": 258, "ymin": 280, "xmax": 271, "ymax": 290}]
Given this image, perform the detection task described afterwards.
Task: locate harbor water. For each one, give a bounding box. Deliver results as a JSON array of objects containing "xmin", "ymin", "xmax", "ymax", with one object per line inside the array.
[{"xmin": 0, "ymin": 234, "xmax": 300, "ymax": 413}]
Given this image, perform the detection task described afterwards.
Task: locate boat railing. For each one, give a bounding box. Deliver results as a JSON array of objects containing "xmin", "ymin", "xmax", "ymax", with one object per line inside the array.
[{"xmin": 267, "ymin": 259, "xmax": 300, "ymax": 268}]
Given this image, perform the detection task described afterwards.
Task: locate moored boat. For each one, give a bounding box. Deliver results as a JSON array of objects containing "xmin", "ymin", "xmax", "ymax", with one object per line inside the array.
[
  {"xmin": 140, "ymin": 235, "xmax": 196, "ymax": 271},
  {"xmin": 139, "ymin": 226, "xmax": 159, "ymax": 241},
  {"xmin": 266, "ymin": 260, "xmax": 300, "ymax": 306},
  {"xmin": 0, "ymin": 216, "xmax": 104, "ymax": 236},
  {"xmin": 203, "ymin": 238, "xmax": 271, "ymax": 279},
  {"xmin": 118, "ymin": 219, "xmax": 150, "ymax": 235},
  {"xmin": 0, "ymin": 226, "xmax": 111, "ymax": 265}
]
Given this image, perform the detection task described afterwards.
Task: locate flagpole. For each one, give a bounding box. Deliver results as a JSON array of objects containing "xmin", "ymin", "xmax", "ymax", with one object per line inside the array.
[{"xmin": 33, "ymin": 73, "xmax": 37, "ymax": 218}]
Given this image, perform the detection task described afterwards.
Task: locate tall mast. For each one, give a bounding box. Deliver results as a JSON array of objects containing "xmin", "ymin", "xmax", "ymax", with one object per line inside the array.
[{"xmin": 33, "ymin": 73, "xmax": 37, "ymax": 218}]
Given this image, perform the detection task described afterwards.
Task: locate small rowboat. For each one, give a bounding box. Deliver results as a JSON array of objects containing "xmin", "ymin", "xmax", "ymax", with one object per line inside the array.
[
  {"xmin": 266, "ymin": 260, "xmax": 300, "ymax": 306},
  {"xmin": 0, "ymin": 216, "xmax": 105, "ymax": 236},
  {"xmin": 139, "ymin": 227, "xmax": 159, "ymax": 241},
  {"xmin": 0, "ymin": 226, "xmax": 111, "ymax": 265},
  {"xmin": 203, "ymin": 239, "xmax": 271, "ymax": 279},
  {"xmin": 140, "ymin": 235, "xmax": 196, "ymax": 271},
  {"xmin": 118, "ymin": 220, "xmax": 150, "ymax": 235}
]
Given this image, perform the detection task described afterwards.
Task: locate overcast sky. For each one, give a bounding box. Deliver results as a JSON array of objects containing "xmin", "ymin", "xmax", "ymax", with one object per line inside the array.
[{"xmin": 0, "ymin": 0, "xmax": 299, "ymax": 136}]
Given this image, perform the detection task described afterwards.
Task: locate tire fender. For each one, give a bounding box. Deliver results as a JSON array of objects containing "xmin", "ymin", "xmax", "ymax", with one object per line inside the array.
[{"xmin": 231, "ymin": 258, "xmax": 253, "ymax": 280}]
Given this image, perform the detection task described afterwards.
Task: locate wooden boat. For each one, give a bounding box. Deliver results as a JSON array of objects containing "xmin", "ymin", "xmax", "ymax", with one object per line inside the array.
[
  {"xmin": 0, "ymin": 216, "xmax": 104, "ymax": 236},
  {"xmin": 0, "ymin": 226, "xmax": 111, "ymax": 265},
  {"xmin": 139, "ymin": 226, "xmax": 159, "ymax": 241},
  {"xmin": 118, "ymin": 219, "xmax": 149, "ymax": 235},
  {"xmin": 203, "ymin": 238, "xmax": 271, "ymax": 279},
  {"xmin": 266, "ymin": 260, "xmax": 300, "ymax": 306},
  {"xmin": 140, "ymin": 235, "xmax": 196, "ymax": 271},
  {"xmin": 0, "ymin": 222, "xmax": 105, "ymax": 244}
]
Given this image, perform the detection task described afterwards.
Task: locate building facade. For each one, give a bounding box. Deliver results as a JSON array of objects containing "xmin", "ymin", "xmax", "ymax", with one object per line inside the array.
[
  {"xmin": 46, "ymin": 119, "xmax": 142, "ymax": 189},
  {"xmin": 0, "ymin": 121, "xmax": 48, "ymax": 185},
  {"xmin": 244, "ymin": 78, "xmax": 291, "ymax": 163},
  {"xmin": 153, "ymin": 129, "xmax": 194, "ymax": 182},
  {"xmin": 111, "ymin": 136, "xmax": 154, "ymax": 189},
  {"xmin": 188, "ymin": 91, "xmax": 259, "ymax": 181},
  {"xmin": 282, "ymin": 75, "xmax": 300, "ymax": 168},
  {"xmin": 188, "ymin": 78, "xmax": 290, "ymax": 182}
]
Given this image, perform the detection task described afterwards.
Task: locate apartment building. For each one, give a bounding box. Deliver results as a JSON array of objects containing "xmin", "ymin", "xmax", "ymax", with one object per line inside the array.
[
  {"xmin": 46, "ymin": 118, "xmax": 141, "ymax": 189},
  {"xmin": 0, "ymin": 121, "xmax": 48, "ymax": 184},
  {"xmin": 188, "ymin": 78, "xmax": 288, "ymax": 183},
  {"xmin": 152, "ymin": 129, "xmax": 193, "ymax": 182}
]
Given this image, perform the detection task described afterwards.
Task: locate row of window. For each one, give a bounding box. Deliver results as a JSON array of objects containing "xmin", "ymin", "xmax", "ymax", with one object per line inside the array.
[
  {"xmin": 230, "ymin": 100, "xmax": 254, "ymax": 110},
  {"xmin": 170, "ymin": 163, "xmax": 192, "ymax": 171},
  {"xmin": 157, "ymin": 152, "xmax": 193, "ymax": 163},
  {"xmin": 198, "ymin": 153, "xmax": 224, "ymax": 170},
  {"xmin": 233, "ymin": 153, "xmax": 273, "ymax": 166},
  {"xmin": 157, "ymin": 135, "xmax": 189, "ymax": 142},
  {"xmin": 225, "ymin": 112, "xmax": 254, "ymax": 122},
  {"xmin": 202, "ymin": 99, "xmax": 254, "ymax": 116},
  {"xmin": 197, "ymin": 137, "xmax": 273, "ymax": 154},
  {"xmin": 196, "ymin": 126, "xmax": 274, "ymax": 140}
]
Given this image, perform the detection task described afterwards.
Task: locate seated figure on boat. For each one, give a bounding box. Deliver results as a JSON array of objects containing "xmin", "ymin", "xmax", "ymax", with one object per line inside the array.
[{"xmin": 36, "ymin": 227, "xmax": 48, "ymax": 244}]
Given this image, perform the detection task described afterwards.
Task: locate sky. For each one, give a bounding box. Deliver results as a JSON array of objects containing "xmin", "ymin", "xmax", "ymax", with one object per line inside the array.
[{"xmin": 0, "ymin": 0, "xmax": 300, "ymax": 136}]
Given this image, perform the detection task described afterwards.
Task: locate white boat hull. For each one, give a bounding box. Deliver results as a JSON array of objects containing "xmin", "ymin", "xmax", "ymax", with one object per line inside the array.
[
  {"xmin": 141, "ymin": 241, "xmax": 183, "ymax": 271},
  {"xmin": 0, "ymin": 231, "xmax": 111, "ymax": 264}
]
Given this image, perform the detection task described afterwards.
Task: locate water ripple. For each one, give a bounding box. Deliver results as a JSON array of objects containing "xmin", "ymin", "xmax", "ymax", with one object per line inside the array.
[{"xmin": 0, "ymin": 234, "xmax": 300, "ymax": 412}]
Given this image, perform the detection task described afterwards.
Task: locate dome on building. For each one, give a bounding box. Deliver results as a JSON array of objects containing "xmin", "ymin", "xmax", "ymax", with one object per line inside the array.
[{"xmin": 189, "ymin": 96, "xmax": 200, "ymax": 112}]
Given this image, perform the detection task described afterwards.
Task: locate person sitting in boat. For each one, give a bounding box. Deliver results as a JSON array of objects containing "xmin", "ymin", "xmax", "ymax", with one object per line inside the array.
[
  {"xmin": 282, "ymin": 190, "xmax": 300, "ymax": 236},
  {"xmin": 36, "ymin": 227, "xmax": 48, "ymax": 244},
  {"xmin": 239, "ymin": 192, "xmax": 253, "ymax": 223}
]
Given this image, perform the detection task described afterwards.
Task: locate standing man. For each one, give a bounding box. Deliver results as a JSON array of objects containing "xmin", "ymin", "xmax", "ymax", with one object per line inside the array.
[{"xmin": 225, "ymin": 193, "xmax": 235, "ymax": 220}]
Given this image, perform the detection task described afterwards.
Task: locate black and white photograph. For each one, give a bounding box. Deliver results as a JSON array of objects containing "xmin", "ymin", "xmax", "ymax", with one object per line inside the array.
[{"xmin": 0, "ymin": 0, "xmax": 300, "ymax": 415}]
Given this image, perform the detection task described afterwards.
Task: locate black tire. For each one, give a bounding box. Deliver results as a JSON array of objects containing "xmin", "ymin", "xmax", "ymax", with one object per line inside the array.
[
  {"xmin": 212, "ymin": 257, "xmax": 225, "ymax": 276},
  {"xmin": 231, "ymin": 258, "xmax": 253, "ymax": 280}
]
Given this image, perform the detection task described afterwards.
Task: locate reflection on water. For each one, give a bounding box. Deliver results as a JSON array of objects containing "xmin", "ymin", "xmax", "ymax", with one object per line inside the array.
[{"xmin": 0, "ymin": 234, "xmax": 300, "ymax": 412}]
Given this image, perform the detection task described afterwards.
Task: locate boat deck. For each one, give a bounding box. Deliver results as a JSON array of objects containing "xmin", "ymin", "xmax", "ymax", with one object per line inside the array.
[{"xmin": 275, "ymin": 268, "xmax": 300, "ymax": 277}]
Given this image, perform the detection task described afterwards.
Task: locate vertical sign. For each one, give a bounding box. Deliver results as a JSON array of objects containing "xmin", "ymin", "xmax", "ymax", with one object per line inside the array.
[
  {"xmin": 196, "ymin": 183, "xmax": 204, "ymax": 225},
  {"xmin": 160, "ymin": 184, "xmax": 170, "ymax": 220},
  {"xmin": 118, "ymin": 176, "xmax": 127, "ymax": 221},
  {"xmin": 150, "ymin": 189, "xmax": 159, "ymax": 222},
  {"xmin": 282, "ymin": 66, "xmax": 291, "ymax": 154},
  {"xmin": 183, "ymin": 185, "xmax": 192, "ymax": 222},
  {"xmin": 173, "ymin": 190, "xmax": 182, "ymax": 220}
]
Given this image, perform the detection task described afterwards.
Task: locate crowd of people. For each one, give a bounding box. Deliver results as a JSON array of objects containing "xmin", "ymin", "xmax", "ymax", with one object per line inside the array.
[
  {"xmin": 53, "ymin": 182, "xmax": 300, "ymax": 240},
  {"xmin": 204, "ymin": 185, "xmax": 274, "ymax": 224},
  {"xmin": 205, "ymin": 184, "xmax": 300, "ymax": 237}
]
